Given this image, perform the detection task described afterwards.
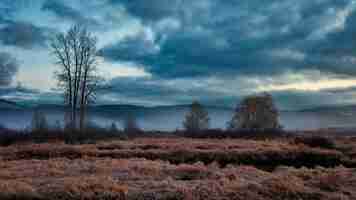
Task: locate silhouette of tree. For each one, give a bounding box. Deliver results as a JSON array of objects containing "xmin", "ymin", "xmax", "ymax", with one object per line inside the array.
[
  {"xmin": 228, "ymin": 93, "xmax": 280, "ymax": 130},
  {"xmin": 50, "ymin": 24, "xmax": 99, "ymax": 131},
  {"xmin": 183, "ymin": 101, "xmax": 210, "ymax": 132},
  {"xmin": 124, "ymin": 114, "xmax": 140, "ymax": 134},
  {"xmin": 109, "ymin": 122, "xmax": 118, "ymax": 133},
  {"xmin": 54, "ymin": 120, "xmax": 62, "ymax": 131},
  {"xmin": 31, "ymin": 110, "xmax": 48, "ymax": 132},
  {"xmin": 110, "ymin": 122, "xmax": 128, "ymax": 140}
]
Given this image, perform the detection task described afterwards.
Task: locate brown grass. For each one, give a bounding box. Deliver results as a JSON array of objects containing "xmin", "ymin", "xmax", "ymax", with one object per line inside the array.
[{"xmin": 0, "ymin": 137, "xmax": 355, "ymax": 199}]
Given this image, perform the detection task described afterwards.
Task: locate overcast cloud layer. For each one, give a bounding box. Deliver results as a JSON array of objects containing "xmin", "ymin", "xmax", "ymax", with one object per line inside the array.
[{"xmin": 1, "ymin": 0, "xmax": 356, "ymax": 109}]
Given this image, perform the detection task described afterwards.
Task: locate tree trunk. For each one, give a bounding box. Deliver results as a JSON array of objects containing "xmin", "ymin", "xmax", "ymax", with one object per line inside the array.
[{"xmin": 79, "ymin": 105, "xmax": 86, "ymax": 131}]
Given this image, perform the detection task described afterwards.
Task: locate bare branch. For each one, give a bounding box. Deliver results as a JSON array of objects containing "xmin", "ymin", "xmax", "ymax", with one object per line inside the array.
[{"xmin": 50, "ymin": 24, "xmax": 100, "ymax": 130}]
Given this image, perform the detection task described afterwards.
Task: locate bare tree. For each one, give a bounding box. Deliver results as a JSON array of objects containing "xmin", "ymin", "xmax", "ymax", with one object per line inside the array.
[
  {"xmin": 183, "ymin": 101, "xmax": 210, "ymax": 132},
  {"xmin": 50, "ymin": 24, "xmax": 99, "ymax": 131},
  {"xmin": 228, "ymin": 93, "xmax": 280, "ymax": 130},
  {"xmin": 0, "ymin": 52, "xmax": 18, "ymax": 87},
  {"xmin": 31, "ymin": 110, "xmax": 48, "ymax": 132},
  {"xmin": 109, "ymin": 122, "xmax": 119, "ymax": 133},
  {"xmin": 124, "ymin": 114, "xmax": 141, "ymax": 135}
]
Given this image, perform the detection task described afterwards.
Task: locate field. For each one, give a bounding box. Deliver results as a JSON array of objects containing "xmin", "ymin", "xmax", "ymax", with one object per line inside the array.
[{"xmin": 0, "ymin": 137, "xmax": 356, "ymax": 200}]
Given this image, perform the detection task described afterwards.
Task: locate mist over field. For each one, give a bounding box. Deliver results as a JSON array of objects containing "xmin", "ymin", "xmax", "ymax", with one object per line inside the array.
[{"xmin": 1, "ymin": 103, "xmax": 356, "ymax": 131}]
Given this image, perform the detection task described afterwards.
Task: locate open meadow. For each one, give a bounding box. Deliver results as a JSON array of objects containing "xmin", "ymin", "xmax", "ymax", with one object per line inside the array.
[{"xmin": 0, "ymin": 136, "xmax": 356, "ymax": 200}]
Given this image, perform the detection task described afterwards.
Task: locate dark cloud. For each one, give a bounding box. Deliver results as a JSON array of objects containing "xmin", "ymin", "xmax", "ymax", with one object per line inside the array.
[
  {"xmin": 0, "ymin": 1, "xmax": 50, "ymax": 49},
  {"xmin": 98, "ymin": 76, "xmax": 238, "ymax": 106},
  {"xmin": 42, "ymin": 0, "xmax": 82, "ymax": 21},
  {"xmin": 94, "ymin": 75, "xmax": 356, "ymax": 110},
  {"xmin": 299, "ymin": 9, "xmax": 356, "ymax": 75},
  {"xmin": 0, "ymin": 52, "xmax": 18, "ymax": 86},
  {"xmin": 0, "ymin": 85, "xmax": 47, "ymax": 105},
  {"xmin": 0, "ymin": 21, "xmax": 49, "ymax": 49},
  {"xmin": 100, "ymin": 0, "xmax": 356, "ymax": 78},
  {"xmin": 269, "ymin": 90, "xmax": 354, "ymax": 111},
  {"xmin": 109, "ymin": 0, "xmax": 182, "ymax": 21},
  {"xmin": 99, "ymin": 32, "xmax": 159, "ymax": 63},
  {"xmin": 0, "ymin": 85, "xmax": 37, "ymax": 96},
  {"xmin": 100, "ymin": 30, "xmax": 301, "ymax": 78},
  {"xmin": 41, "ymin": 0, "xmax": 98, "ymax": 26}
]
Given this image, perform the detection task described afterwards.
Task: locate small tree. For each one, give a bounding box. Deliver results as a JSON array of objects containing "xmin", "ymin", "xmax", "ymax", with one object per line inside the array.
[
  {"xmin": 228, "ymin": 93, "xmax": 280, "ymax": 130},
  {"xmin": 123, "ymin": 114, "xmax": 141, "ymax": 134},
  {"xmin": 54, "ymin": 120, "xmax": 62, "ymax": 131},
  {"xmin": 109, "ymin": 122, "xmax": 128, "ymax": 140},
  {"xmin": 31, "ymin": 110, "xmax": 48, "ymax": 132},
  {"xmin": 183, "ymin": 101, "xmax": 210, "ymax": 132},
  {"xmin": 109, "ymin": 122, "xmax": 119, "ymax": 133}
]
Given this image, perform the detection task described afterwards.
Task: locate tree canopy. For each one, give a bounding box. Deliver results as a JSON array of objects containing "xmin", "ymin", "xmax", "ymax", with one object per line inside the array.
[
  {"xmin": 228, "ymin": 93, "xmax": 280, "ymax": 130},
  {"xmin": 183, "ymin": 101, "xmax": 210, "ymax": 132}
]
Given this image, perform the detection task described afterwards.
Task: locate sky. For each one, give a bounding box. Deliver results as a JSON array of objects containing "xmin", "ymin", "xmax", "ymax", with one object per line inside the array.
[{"xmin": 1, "ymin": 0, "xmax": 356, "ymax": 110}]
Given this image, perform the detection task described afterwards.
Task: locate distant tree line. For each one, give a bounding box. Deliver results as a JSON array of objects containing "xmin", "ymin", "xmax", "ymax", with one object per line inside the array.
[{"xmin": 28, "ymin": 92, "xmax": 281, "ymax": 136}]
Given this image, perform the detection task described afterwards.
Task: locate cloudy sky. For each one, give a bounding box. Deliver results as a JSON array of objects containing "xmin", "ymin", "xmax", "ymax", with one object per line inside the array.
[{"xmin": 1, "ymin": 0, "xmax": 356, "ymax": 110}]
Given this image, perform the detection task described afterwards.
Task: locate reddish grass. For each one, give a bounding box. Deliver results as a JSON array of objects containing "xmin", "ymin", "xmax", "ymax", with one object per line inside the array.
[{"xmin": 0, "ymin": 137, "xmax": 355, "ymax": 199}]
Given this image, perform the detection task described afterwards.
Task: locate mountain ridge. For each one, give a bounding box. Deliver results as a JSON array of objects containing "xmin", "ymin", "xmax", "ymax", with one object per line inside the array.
[
  {"xmin": 0, "ymin": 99, "xmax": 233, "ymax": 111},
  {"xmin": 2, "ymin": 99, "xmax": 356, "ymax": 113}
]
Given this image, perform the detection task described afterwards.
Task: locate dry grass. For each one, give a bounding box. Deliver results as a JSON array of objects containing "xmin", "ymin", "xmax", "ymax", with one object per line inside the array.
[{"xmin": 0, "ymin": 137, "xmax": 355, "ymax": 199}]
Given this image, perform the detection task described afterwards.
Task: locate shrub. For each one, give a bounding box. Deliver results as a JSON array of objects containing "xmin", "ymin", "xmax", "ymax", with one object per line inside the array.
[
  {"xmin": 295, "ymin": 136, "xmax": 335, "ymax": 149},
  {"xmin": 0, "ymin": 126, "xmax": 131, "ymax": 146},
  {"xmin": 0, "ymin": 131, "xmax": 29, "ymax": 146},
  {"xmin": 181, "ymin": 129, "xmax": 286, "ymax": 139}
]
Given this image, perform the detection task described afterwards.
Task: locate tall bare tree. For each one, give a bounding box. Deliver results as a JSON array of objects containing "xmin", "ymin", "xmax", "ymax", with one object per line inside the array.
[{"xmin": 50, "ymin": 24, "xmax": 99, "ymax": 130}]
